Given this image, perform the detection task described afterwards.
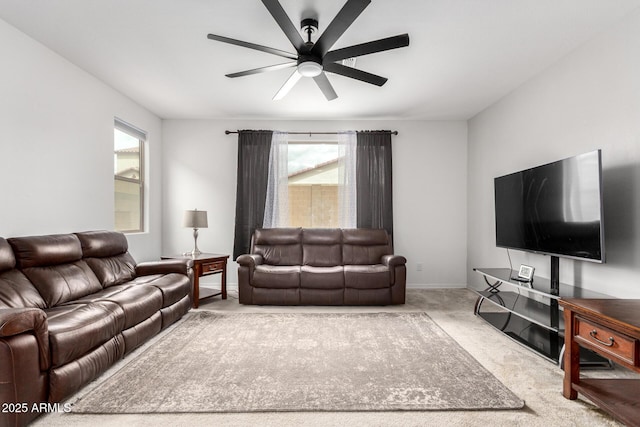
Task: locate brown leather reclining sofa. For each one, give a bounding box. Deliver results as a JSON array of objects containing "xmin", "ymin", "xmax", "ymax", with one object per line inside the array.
[
  {"xmin": 0, "ymin": 230, "xmax": 192, "ymax": 427},
  {"xmin": 237, "ymin": 228, "xmax": 406, "ymax": 305}
]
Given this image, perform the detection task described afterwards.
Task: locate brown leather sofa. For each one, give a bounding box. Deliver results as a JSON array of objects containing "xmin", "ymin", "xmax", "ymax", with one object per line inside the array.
[
  {"xmin": 0, "ymin": 231, "xmax": 192, "ymax": 427},
  {"xmin": 237, "ymin": 228, "xmax": 406, "ymax": 305}
]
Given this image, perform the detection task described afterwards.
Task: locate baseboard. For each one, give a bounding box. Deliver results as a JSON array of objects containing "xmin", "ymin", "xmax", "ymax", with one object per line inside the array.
[{"xmin": 407, "ymin": 283, "xmax": 467, "ymax": 289}]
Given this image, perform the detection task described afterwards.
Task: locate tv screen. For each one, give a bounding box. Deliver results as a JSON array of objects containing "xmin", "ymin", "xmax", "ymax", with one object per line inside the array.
[{"xmin": 494, "ymin": 150, "xmax": 604, "ymax": 262}]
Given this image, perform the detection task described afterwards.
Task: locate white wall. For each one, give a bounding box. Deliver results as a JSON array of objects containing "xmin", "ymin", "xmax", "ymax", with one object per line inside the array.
[
  {"xmin": 162, "ymin": 119, "xmax": 468, "ymax": 288},
  {"xmin": 0, "ymin": 18, "xmax": 163, "ymax": 261},
  {"xmin": 467, "ymin": 8, "xmax": 640, "ymax": 298}
]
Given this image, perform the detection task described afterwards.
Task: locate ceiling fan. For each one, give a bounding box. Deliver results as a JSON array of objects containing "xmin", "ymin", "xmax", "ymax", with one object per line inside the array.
[{"xmin": 207, "ymin": 0, "xmax": 409, "ymax": 101}]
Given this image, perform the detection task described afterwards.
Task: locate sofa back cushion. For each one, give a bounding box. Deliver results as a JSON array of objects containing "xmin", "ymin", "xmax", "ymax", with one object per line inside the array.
[
  {"xmin": 75, "ymin": 231, "xmax": 136, "ymax": 288},
  {"xmin": 0, "ymin": 238, "xmax": 15, "ymax": 273},
  {"xmin": 342, "ymin": 229, "xmax": 391, "ymax": 265},
  {"xmin": 8, "ymin": 234, "xmax": 102, "ymax": 307},
  {"xmin": 302, "ymin": 229, "xmax": 342, "ymax": 266},
  {"xmin": 0, "ymin": 238, "xmax": 47, "ymax": 309},
  {"xmin": 252, "ymin": 228, "xmax": 302, "ymax": 266}
]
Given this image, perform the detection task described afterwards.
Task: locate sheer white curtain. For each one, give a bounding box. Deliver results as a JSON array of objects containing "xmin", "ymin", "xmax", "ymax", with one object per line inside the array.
[
  {"xmin": 263, "ymin": 131, "xmax": 289, "ymax": 228},
  {"xmin": 338, "ymin": 131, "xmax": 357, "ymax": 228}
]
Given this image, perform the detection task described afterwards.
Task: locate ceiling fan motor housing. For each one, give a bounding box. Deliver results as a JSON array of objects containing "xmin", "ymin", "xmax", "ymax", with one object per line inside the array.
[{"xmin": 297, "ymin": 55, "xmax": 323, "ymax": 77}]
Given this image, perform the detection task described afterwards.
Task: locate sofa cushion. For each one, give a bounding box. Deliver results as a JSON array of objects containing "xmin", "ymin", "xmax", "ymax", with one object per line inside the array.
[
  {"xmin": 45, "ymin": 301, "xmax": 125, "ymax": 368},
  {"xmin": 9, "ymin": 233, "xmax": 103, "ymax": 307},
  {"xmin": 253, "ymin": 265, "xmax": 300, "ymax": 289},
  {"xmin": 21, "ymin": 262, "xmax": 102, "ymax": 307},
  {"xmin": 253, "ymin": 228, "xmax": 302, "ymax": 266},
  {"xmin": 76, "ymin": 231, "xmax": 137, "ymax": 287},
  {"xmin": 0, "ymin": 269, "xmax": 47, "ymax": 309},
  {"xmin": 84, "ymin": 254, "xmax": 137, "ymax": 288},
  {"xmin": 134, "ymin": 273, "xmax": 191, "ymax": 307},
  {"xmin": 1, "ymin": 235, "xmax": 46, "ymax": 309},
  {"xmin": 64, "ymin": 283, "xmax": 131, "ymax": 300},
  {"xmin": 68, "ymin": 285, "xmax": 163, "ymax": 329},
  {"xmin": 8, "ymin": 234, "xmax": 83, "ymax": 269},
  {"xmin": 300, "ymin": 266, "xmax": 344, "ymax": 289},
  {"xmin": 75, "ymin": 231, "xmax": 129, "ymax": 258},
  {"xmin": 344, "ymin": 265, "xmax": 391, "ymax": 289},
  {"xmin": 0, "ymin": 238, "xmax": 15, "ymax": 273},
  {"xmin": 103, "ymin": 286, "xmax": 163, "ymax": 329},
  {"xmin": 342, "ymin": 229, "xmax": 391, "ymax": 265},
  {"xmin": 302, "ymin": 229, "xmax": 342, "ymax": 267}
]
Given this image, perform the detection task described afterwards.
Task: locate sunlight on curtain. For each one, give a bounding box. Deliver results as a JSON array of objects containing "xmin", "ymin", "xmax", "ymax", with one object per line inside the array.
[
  {"xmin": 338, "ymin": 131, "xmax": 357, "ymax": 228},
  {"xmin": 263, "ymin": 131, "xmax": 289, "ymax": 228}
]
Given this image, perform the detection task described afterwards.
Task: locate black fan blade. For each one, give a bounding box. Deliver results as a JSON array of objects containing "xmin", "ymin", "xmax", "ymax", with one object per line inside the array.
[
  {"xmin": 324, "ymin": 34, "xmax": 409, "ymax": 63},
  {"xmin": 262, "ymin": 0, "xmax": 307, "ymax": 53},
  {"xmin": 312, "ymin": 0, "xmax": 371, "ymax": 57},
  {"xmin": 226, "ymin": 62, "xmax": 296, "ymax": 78},
  {"xmin": 313, "ymin": 73, "xmax": 338, "ymax": 101},
  {"xmin": 324, "ymin": 62, "xmax": 387, "ymax": 86},
  {"xmin": 207, "ymin": 34, "xmax": 297, "ymax": 60}
]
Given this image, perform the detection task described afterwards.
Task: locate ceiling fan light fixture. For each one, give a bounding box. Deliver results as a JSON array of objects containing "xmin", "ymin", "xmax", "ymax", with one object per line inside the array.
[
  {"xmin": 297, "ymin": 60, "xmax": 323, "ymax": 77},
  {"xmin": 207, "ymin": 0, "xmax": 410, "ymax": 100}
]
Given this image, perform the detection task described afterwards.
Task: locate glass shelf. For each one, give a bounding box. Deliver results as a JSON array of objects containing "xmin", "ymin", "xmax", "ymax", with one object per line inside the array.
[
  {"xmin": 473, "ymin": 290, "xmax": 563, "ymax": 332},
  {"xmin": 472, "ymin": 268, "xmax": 613, "ymax": 300},
  {"xmin": 477, "ymin": 311, "xmax": 563, "ymax": 362}
]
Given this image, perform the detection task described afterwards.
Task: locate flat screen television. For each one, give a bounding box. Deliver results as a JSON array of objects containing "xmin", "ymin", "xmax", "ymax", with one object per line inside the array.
[{"xmin": 494, "ymin": 149, "xmax": 605, "ymax": 263}]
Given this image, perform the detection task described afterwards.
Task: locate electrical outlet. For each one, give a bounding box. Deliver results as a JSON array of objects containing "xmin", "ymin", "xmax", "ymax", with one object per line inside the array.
[{"xmin": 416, "ymin": 262, "xmax": 423, "ymax": 272}]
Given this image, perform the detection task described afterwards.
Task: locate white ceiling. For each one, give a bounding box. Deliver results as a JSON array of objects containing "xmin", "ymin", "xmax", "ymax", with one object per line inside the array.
[{"xmin": 1, "ymin": 0, "xmax": 639, "ymax": 120}]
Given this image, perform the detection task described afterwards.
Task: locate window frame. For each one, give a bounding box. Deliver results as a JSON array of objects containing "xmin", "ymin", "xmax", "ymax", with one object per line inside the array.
[{"xmin": 114, "ymin": 118, "xmax": 146, "ymax": 233}]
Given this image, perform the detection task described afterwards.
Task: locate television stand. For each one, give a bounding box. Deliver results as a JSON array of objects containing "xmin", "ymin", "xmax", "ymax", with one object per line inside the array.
[{"xmin": 472, "ymin": 261, "xmax": 613, "ymax": 365}]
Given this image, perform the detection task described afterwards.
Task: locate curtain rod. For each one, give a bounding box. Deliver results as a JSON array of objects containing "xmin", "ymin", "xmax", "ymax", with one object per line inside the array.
[{"xmin": 224, "ymin": 130, "xmax": 398, "ymax": 136}]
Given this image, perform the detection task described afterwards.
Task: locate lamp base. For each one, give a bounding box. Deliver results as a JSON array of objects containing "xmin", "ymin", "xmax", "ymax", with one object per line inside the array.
[{"xmin": 190, "ymin": 227, "xmax": 202, "ymax": 257}]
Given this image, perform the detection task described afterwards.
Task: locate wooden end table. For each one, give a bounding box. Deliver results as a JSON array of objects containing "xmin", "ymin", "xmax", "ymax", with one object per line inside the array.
[
  {"xmin": 161, "ymin": 253, "xmax": 229, "ymax": 308},
  {"xmin": 560, "ymin": 298, "xmax": 640, "ymax": 427}
]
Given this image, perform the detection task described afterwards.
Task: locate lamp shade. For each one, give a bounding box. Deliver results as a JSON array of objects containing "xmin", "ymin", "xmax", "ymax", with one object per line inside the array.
[{"xmin": 183, "ymin": 209, "xmax": 208, "ymax": 228}]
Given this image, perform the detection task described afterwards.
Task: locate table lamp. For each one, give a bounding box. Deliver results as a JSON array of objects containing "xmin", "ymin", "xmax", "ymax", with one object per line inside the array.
[{"xmin": 183, "ymin": 209, "xmax": 208, "ymax": 256}]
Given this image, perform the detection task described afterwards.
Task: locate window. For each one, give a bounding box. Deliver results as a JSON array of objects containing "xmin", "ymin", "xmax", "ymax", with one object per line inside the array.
[
  {"xmin": 287, "ymin": 142, "xmax": 339, "ymax": 228},
  {"xmin": 114, "ymin": 118, "xmax": 145, "ymax": 232}
]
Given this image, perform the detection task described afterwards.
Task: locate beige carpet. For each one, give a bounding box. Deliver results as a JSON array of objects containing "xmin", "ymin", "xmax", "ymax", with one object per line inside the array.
[
  {"xmin": 72, "ymin": 311, "xmax": 524, "ymax": 413},
  {"xmin": 34, "ymin": 289, "xmax": 634, "ymax": 426}
]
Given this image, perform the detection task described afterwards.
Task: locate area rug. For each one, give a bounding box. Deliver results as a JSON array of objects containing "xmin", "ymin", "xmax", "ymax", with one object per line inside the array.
[{"xmin": 71, "ymin": 312, "xmax": 524, "ymax": 413}]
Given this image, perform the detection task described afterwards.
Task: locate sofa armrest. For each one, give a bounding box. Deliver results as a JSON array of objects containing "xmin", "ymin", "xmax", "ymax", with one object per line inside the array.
[
  {"xmin": 237, "ymin": 254, "xmax": 263, "ymax": 278},
  {"xmin": 0, "ymin": 308, "xmax": 49, "ymax": 370},
  {"xmin": 381, "ymin": 254, "xmax": 407, "ymax": 267},
  {"xmin": 381, "ymin": 255, "xmax": 407, "ymax": 286},
  {"xmin": 136, "ymin": 259, "xmax": 194, "ymax": 277},
  {"xmin": 237, "ymin": 254, "xmax": 263, "ymax": 268}
]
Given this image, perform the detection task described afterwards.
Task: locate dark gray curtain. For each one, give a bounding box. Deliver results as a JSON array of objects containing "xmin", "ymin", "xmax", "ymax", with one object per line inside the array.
[
  {"xmin": 356, "ymin": 131, "xmax": 394, "ymax": 244},
  {"xmin": 233, "ymin": 130, "xmax": 273, "ymax": 259}
]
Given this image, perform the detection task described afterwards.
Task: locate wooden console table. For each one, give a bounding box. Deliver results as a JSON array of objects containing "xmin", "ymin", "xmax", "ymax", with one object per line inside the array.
[
  {"xmin": 561, "ymin": 298, "xmax": 640, "ymax": 426},
  {"xmin": 162, "ymin": 253, "xmax": 229, "ymax": 308}
]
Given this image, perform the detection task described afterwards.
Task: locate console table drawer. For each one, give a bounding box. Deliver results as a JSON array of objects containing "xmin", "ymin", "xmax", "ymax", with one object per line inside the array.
[
  {"xmin": 575, "ymin": 317, "xmax": 637, "ymax": 364},
  {"xmin": 202, "ymin": 261, "xmax": 225, "ymax": 274}
]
